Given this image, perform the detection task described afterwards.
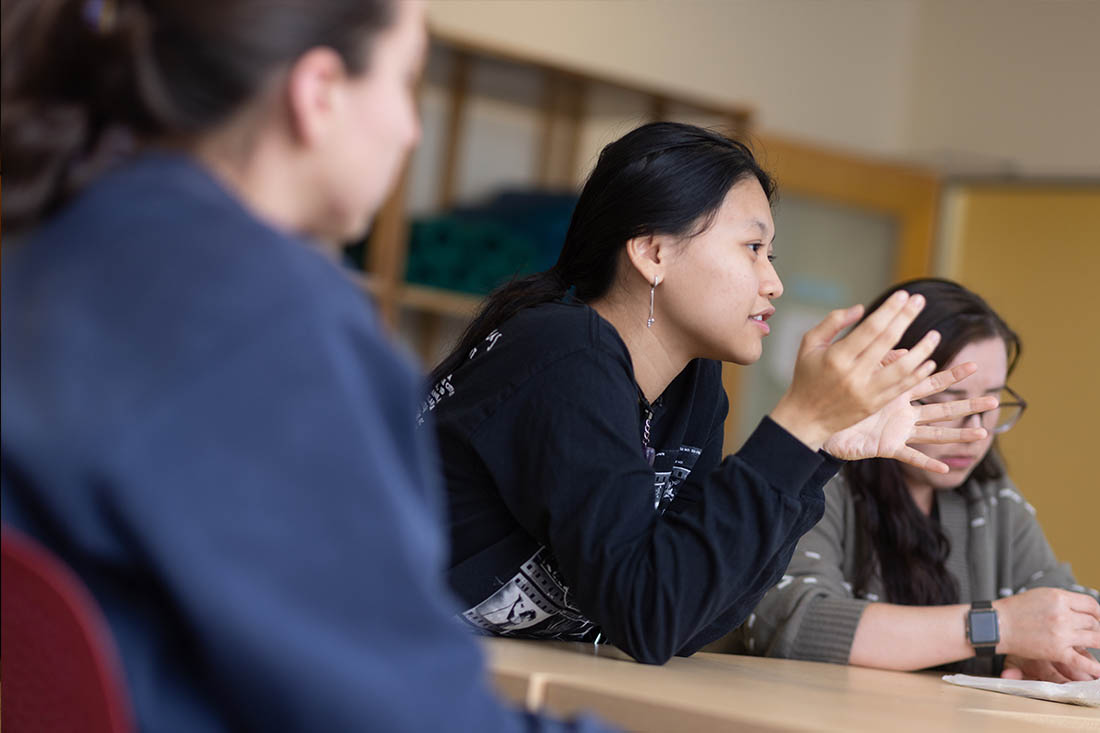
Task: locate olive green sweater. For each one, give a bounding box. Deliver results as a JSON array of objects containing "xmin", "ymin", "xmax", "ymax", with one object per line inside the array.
[{"xmin": 712, "ymin": 471, "xmax": 1099, "ymax": 675}]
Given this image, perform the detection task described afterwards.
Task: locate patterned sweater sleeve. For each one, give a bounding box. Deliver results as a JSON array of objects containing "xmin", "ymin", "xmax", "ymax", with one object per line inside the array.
[{"xmin": 728, "ymin": 477, "xmax": 871, "ymax": 664}]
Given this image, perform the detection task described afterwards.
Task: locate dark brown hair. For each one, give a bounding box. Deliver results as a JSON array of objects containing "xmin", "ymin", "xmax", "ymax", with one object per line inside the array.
[
  {"xmin": 430, "ymin": 122, "xmax": 775, "ymax": 385},
  {"xmin": 1, "ymin": 0, "xmax": 395, "ymax": 232},
  {"xmin": 845, "ymin": 278, "xmax": 1020, "ymax": 606}
]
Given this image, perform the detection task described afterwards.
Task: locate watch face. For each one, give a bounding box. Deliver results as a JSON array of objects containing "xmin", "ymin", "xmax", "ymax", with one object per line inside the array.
[{"xmin": 969, "ymin": 609, "xmax": 999, "ymax": 644}]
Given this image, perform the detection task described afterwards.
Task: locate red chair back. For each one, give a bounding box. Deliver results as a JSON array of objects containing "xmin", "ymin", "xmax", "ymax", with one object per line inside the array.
[{"xmin": 2, "ymin": 526, "xmax": 135, "ymax": 733}]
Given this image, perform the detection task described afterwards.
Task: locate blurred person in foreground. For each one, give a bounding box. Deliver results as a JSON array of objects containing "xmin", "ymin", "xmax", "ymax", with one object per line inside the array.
[{"xmin": 0, "ymin": 0, "xmax": 611, "ymax": 729}]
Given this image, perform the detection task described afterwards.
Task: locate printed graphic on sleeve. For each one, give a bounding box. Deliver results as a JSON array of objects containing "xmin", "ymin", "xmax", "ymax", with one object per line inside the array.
[
  {"xmin": 418, "ymin": 329, "xmax": 507, "ymax": 426},
  {"xmin": 417, "ymin": 373, "xmax": 455, "ymax": 426},
  {"xmin": 652, "ymin": 444, "xmax": 702, "ymax": 512},
  {"xmin": 461, "ymin": 441, "xmax": 705, "ymax": 642},
  {"xmin": 461, "ymin": 547, "xmax": 598, "ymax": 640}
]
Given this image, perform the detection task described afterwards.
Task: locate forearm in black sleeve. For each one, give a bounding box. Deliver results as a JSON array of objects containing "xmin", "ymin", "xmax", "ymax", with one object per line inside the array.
[
  {"xmin": 673, "ymin": 448, "xmax": 840, "ymax": 656},
  {"xmin": 518, "ymin": 406, "xmax": 826, "ymax": 663}
]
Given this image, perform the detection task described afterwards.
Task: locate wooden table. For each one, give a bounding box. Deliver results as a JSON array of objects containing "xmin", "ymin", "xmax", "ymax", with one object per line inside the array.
[{"xmin": 484, "ymin": 638, "xmax": 1100, "ymax": 731}]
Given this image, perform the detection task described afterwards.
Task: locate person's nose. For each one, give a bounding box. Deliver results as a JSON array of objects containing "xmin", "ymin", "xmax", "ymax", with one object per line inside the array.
[{"xmin": 761, "ymin": 260, "xmax": 783, "ymax": 300}]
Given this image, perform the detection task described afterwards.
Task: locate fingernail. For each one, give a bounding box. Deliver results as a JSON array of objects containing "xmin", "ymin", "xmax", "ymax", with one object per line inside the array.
[
  {"xmin": 927, "ymin": 330, "xmax": 940, "ymax": 343},
  {"xmin": 892, "ymin": 290, "xmax": 909, "ymax": 303},
  {"xmin": 909, "ymin": 294, "xmax": 925, "ymax": 308}
]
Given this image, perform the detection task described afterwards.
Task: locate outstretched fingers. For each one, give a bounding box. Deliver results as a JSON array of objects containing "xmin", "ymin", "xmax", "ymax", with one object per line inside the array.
[
  {"xmin": 853, "ymin": 293, "xmax": 927, "ymax": 366},
  {"xmin": 803, "ymin": 304, "xmax": 865, "ymax": 350},
  {"xmin": 831, "ymin": 290, "xmax": 911, "ymax": 359},
  {"xmin": 871, "ymin": 334, "xmax": 941, "ymax": 399},
  {"xmin": 892, "ymin": 446, "xmax": 950, "ymax": 473},
  {"xmin": 914, "ymin": 396, "xmax": 999, "ymax": 425},
  {"xmin": 908, "ymin": 425, "xmax": 988, "ymax": 444},
  {"xmin": 909, "ymin": 362, "xmax": 979, "ymax": 402},
  {"xmin": 881, "ymin": 348, "xmax": 908, "ymax": 367}
]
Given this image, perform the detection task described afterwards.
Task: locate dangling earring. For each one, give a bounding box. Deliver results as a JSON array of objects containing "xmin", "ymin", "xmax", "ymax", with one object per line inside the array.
[{"xmin": 647, "ymin": 275, "xmax": 661, "ymax": 328}]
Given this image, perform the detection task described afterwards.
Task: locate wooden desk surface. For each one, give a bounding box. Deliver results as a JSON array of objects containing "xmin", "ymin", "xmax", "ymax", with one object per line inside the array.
[{"xmin": 484, "ymin": 638, "xmax": 1100, "ymax": 732}]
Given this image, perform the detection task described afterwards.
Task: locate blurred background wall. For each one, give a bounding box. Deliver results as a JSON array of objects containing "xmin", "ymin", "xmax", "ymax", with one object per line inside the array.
[{"xmin": 426, "ymin": 0, "xmax": 1100, "ymax": 177}]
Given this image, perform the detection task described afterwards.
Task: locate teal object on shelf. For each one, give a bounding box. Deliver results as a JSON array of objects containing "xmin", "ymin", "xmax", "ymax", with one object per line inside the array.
[
  {"xmin": 405, "ymin": 217, "xmax": 536, "ymax": 295},
  {"xmin": 404, "ymin": 190, "xmax": 577, "ymax": 296}
]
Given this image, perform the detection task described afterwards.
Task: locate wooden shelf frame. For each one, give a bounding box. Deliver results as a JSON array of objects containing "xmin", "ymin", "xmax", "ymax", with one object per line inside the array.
[{"xmin": 362, "ymin": 276, "xmax": 482, "ymax": 319}]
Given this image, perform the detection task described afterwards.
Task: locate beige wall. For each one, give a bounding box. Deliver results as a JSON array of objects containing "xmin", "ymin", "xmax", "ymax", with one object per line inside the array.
[
  {"xmin": 427, "ymin": 0, "xmax": 1100, "ymax": 177},
  {"xmin": 427, "ymin": 0, "xmax": 919, "ymax": 157},
  {"xmin": 941, "ymin": 185, "xmax": 1100, "ymax": 587},
  {"xmin": 905, "ymin": 0, "xmax": 1100, "ymax": 177}
]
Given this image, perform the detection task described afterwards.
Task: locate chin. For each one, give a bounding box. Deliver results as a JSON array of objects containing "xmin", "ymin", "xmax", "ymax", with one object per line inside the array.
[
  {"xmin": 711, "ymin": 348, "xmax": 757, "ymax": 366},
  {"xmin": 701, "ymin": 330, "xmax": 761, "ymax": 365},
  {"xmin": 325, "ymin": 211, "xmax": 373, "ymax": 249},
  {"xmin": 902, "ymin": 459, "xmax": 967, "ymax": 492},
  {"xmin": 929, "ymin": 474, "xmax": 967, "ymax": 491},
  {"xmin": 926, "ymin": 464, "xmax": 979, "ymax": 491},
  {"xmin": 724, "ymin": 344, "xmax": 762, "ymax": 366}
]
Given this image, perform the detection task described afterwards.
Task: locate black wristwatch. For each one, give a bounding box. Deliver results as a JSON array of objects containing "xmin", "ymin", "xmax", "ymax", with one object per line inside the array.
[{"xmin": 966, "ymin": 600, "xmax": 1000, "ymax": 657}]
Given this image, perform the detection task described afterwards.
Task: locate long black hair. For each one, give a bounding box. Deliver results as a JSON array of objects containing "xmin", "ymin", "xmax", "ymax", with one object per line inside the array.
[
  {"xmin": 846, "ymin": 278, "xmax": 1021, "ymax": 606},
  {"xmin": 1, "ymin": 0, "xmax": 395, "ymax": 233},
  {"xmin": 429, "ymin": 121, "xmax": 776, "ymax": 383}
]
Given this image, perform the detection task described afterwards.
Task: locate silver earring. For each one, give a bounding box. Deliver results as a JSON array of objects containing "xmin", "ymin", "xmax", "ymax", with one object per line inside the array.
[{"xmin": 647, "ymin": 275, "xmax": 660, "ymax": 328}]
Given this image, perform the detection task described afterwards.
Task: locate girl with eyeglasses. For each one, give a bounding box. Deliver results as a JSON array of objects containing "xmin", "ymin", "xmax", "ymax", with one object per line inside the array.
[{"xmin": 719, "ymin": 278, "xmax": 1100, "ymax": 681}]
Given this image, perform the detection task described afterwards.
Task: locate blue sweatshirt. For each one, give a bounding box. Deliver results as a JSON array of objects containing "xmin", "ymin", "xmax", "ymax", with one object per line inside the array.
[{"xmin": 1, "ymin": 153, "xmax": 609, "ymax": 732}]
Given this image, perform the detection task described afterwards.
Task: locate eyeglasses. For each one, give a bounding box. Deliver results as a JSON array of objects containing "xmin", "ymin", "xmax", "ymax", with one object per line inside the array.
[{"xmin": 915, "ymin": 385, "xmax": 1027, "ymax": 435}]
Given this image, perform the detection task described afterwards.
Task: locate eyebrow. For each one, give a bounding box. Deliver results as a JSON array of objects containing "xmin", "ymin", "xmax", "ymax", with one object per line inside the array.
[{"xmin": 747, "ymin": 219, "xmax": 776, "ymax": 246}]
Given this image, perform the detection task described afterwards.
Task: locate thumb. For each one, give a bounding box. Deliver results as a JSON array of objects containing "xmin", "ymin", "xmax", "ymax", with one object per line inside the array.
[
  {"xmin": 804, "ymin": 305, "xmax": 864, "ymax": 349},
  {"xmin": 1000, "ymin": 666, "xmax": 1025, "ymax": 680}
]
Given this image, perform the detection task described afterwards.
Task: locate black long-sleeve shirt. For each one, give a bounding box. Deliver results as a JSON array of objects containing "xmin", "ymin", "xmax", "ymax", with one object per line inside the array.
[{"xmin": 427, "ymin": 301, "xmax": 840, "ymax": 664}]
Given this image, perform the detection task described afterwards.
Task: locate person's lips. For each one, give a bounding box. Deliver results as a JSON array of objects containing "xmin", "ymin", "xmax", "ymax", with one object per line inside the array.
[
  {"xmin": 749, "ymin": 306, "xmax": 775, "ymax": 334},
  {"xmin": 942, "ymin": 455, "xmax": 978, "ymax": 470}
]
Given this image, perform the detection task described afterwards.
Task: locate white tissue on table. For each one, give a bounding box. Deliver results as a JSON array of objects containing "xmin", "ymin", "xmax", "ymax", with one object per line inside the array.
[{"xmin": 942, "ymin": 674, "xmax": 1100, "ymax": 708}]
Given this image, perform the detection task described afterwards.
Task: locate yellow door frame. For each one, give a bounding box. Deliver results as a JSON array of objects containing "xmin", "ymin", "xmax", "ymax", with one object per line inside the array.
[{"xmin": 723, "ymin": 134, "xmax": 941, "ymax": 450}]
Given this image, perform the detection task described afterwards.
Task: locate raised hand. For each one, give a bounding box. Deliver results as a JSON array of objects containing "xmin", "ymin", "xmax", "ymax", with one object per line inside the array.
[
  {"xmin": 821, "ymin": 362, "xmax": 998, "ymax": 471},
  {"xmin": 770, "ymin": 290, "xmax": 942, "ymax": 451}
]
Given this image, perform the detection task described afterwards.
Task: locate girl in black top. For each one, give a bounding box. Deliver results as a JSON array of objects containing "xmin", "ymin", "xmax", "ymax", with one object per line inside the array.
[{"xmin": 424, "ymin": 122, "xmax": 995, "ymax": 664}]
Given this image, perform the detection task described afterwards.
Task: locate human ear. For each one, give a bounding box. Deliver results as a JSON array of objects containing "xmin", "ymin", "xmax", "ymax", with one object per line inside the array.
[
  {"xmin": 624, "ymin": 234, "xmax": 672, "ymax": 286},
  {"xmin": 285, "ymin": 47, "xmax": 347, "ymax": 147}
]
